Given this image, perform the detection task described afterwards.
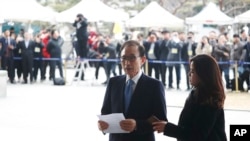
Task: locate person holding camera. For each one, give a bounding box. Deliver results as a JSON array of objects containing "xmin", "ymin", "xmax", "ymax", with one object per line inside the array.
[
  {"xmin": 73, "ymin": 13, "xmax": 89, "ymax": 59},
  {"xmin": 73, "ymin": 13, "xmax": 89, "ymax": 81}
]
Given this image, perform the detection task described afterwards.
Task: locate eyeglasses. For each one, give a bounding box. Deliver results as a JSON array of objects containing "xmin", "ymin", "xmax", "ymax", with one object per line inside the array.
[{"xmin": 120, "ymin": 55, "xmax": 140, "ymax": 62}]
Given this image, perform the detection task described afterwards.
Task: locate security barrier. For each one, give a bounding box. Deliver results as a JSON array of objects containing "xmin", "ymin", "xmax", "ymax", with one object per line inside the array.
[{"xmin": 8, "ymin": 57, "xmax": 250, "ymax": 91}]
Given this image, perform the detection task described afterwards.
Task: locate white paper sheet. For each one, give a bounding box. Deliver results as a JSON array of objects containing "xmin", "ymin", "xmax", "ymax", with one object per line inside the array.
[{"xmin": 97, "ymin": 113, "xmax": 129, "ymax": 133}]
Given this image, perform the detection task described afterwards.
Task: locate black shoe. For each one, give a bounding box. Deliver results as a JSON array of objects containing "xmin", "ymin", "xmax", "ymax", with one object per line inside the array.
[
  {"xmin": 102, "ymin": 81, "xmax": 107, "ymax": 85},
  {"xmin": 168, "ymin": 86, "xmax": 174, "ymax": 89},
  {"xmin": 10, "ymin": 80, "xmax": 16, "ymax": 84},
  {"xmin": 22, "ymin": 81, "xmax": 28, "ymax": 84}
]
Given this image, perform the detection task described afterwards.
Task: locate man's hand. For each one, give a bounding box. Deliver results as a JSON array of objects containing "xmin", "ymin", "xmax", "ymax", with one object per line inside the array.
[
  {"xmin": 120, "ymin": 119, "xmax": 136, "ymax": 132},
  {"xmin": 98, "ymin": 120, "xmax": 109, "ymax": 131},
  {"xmin": 8, "ymin": 45, "xmax": 14, "ymax": 50}
]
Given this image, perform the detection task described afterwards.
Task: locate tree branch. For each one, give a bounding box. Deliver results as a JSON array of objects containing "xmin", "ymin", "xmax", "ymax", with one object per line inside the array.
[
  {"xmin": 172, "ymin": 0, "xmax": 189, "ymax": 15},
  {"xmin": 224, "ymin": 3, "xmax": 246, "ymax": 15}
]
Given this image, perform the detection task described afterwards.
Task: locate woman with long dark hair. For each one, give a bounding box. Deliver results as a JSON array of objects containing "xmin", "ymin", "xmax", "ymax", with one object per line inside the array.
[{"xmin": 153, "ymin": 54, "xmax": 227, "ymax": 141}]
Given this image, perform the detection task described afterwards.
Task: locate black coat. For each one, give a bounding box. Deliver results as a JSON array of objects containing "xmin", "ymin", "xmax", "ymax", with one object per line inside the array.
[
  {"xmin": 73, "ymin": 18, "xmax": 88, "ymax": 39},
  {"xmin": 33, "ymin": 42, "xmax": 44, "ymax": 58},
  {"xmin": 159, "ymin": 39, "xmax": 170, "ymax": 61},
  {"xmin": 181, "ymin": 41, "xmax": 197, "ymax": 61},
  {"xmin": 144, "ymin": 41, "xmax": 160, "ymax": 60},
  {"xmin": 164, "ymin": 90, "xmax": 227, "ymax": 141},
  {"xmin": 17, "ymin": 40, "xmax": 35, "ymax": 58},
  {"xmin": 47, "ymin": 37, "xmax": 63, "ymax": 58}
]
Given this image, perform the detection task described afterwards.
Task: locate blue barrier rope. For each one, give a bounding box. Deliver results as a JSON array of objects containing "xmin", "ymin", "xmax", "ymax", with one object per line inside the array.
[{"xmin": 12, "ymin": 57, "xmax": 250, "ymax": 65}]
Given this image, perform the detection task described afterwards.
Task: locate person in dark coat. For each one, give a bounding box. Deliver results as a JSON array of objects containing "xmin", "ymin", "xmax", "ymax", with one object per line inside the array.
[
  {"xmin": 159, "ymin": 30, "xmax": 171, "ymax": 86},
  {"xmin": 47, "ymin": 29, "xmax": 64, "ymax": 80},
  {"xmin": 33, "ymin": 34, "xmax": 44, "ymax": 82},
  {"xmin": 181, "ymin": 32, "xmax": 197, "ymax": 90},
  {"xmin": 0, "ymin": 29, "xmax": 16, "ymax": 83},
  {"xmin": 17, "ymin": 32, "xmax": 35, "ymax": 84},
  {"xmin": 73, "ymin": 13, "xmax": 89, "ymax": 81},
  {"xmin": 153, "ymin": 54, "xmax": 227, "ymax": 141},
  {"xmin": 73, "ymin": 13, "xmax": 89, "ymax": 58},
  {"xmin": 98, "ymin": 40, "xmax": 167, "ymax": 141}
]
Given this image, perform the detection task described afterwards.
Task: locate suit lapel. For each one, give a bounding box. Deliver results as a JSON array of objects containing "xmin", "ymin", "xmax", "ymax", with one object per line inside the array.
[{"xmin": 119, "ymin": 76, "xmax": 126, "ymax": 112}]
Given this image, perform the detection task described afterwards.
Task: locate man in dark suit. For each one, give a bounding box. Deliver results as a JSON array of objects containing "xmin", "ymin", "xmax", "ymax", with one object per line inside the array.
[
  {"xmin": 144, "ymin": 32, "xmax": 161, "ymax": 80},
  {"xmin": 0, "ymin": 29, "xmax": 16, "ymax": 83},
  {"xmin": 159, "ymin": 30, "xmax": 171, "ymax": 86},
  {"xmin": 181, "ymin": 31, "xmax": 197, "ymax": 90},
  {"xmin": 98, "ymin": 40, "xmax": 167, "ymax": 141},
  {"xmin": 17, "ymin": 32, "xmax": 35, "ymax": 84}
]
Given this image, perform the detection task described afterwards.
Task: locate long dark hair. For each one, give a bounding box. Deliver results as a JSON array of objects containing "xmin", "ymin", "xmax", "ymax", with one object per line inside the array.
[{"xmin": 190, "ymin": 54, "xmax": 225, "ymax": 108}]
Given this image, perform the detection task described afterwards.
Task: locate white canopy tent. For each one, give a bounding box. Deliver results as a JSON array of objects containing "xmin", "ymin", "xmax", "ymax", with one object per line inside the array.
[
  {"xmin": 56, "ymin": 0, "xmax": 129, "ymax": 23},
  {"xmin": 125, "ymin": 1, "xmax": 184, "ymax": 29},
  {"xmin": 185, "ymin": 2, "xmax": 234, "ymax": 25},
  {"xmin": 0, "ymin": 0, "xmax": 58, "ymax": 23},
  {"xmin": 235, "ymin": 10, "xmax": 250, "ymax": 24}
]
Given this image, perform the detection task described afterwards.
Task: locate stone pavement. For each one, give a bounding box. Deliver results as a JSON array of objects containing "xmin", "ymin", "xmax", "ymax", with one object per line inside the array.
[
  {"xmin": 164, "ymin": 89, "xmax": 250, "ymax": 111},
  {"xmin": 0, "ymin": 66, "xmax": 249, "ymax": 141}
]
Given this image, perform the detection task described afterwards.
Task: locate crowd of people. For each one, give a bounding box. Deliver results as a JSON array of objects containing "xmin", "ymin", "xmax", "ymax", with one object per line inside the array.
[
  {"xmin": 1, "ymin": 15, "xmax": 250, "ymax": 91},
  {"xmin": 83, "ymin": 27, "xmax": 250, "ymax": 91},
  {"xmin": 0, "ymin": 28, "xmax": 64, "ymax": 84}
]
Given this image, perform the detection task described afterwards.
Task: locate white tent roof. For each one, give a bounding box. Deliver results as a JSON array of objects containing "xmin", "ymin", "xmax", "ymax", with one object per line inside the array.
[
  {"xmin": 235, "ymin": 10, "xmax": 250, "ymax": 23},
  {"xmin": 185, "ymin": 2, "xmax": 234, "ymax": 25},
  {"xmin": 0, "ymin": 0, "xmax": 57, "ymax": 22},
  {"xmin": 126, "ymin": 1, "xmax": 184, "ymax": 28},
  {"xmin": 56, "ymin": 0, "xmax": 129, "ymax": 23}
]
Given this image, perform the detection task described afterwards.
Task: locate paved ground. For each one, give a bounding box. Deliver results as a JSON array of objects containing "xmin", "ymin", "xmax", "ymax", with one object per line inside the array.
[{"xmin": 0, "ymin": 66, "xmax": 249, "ymax": 141}]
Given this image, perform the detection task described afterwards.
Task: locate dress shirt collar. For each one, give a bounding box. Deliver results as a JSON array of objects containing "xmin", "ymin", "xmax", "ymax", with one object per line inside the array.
[{"xmin": 126, "ymin": 69, "xmax": 142, "ymax": 85}]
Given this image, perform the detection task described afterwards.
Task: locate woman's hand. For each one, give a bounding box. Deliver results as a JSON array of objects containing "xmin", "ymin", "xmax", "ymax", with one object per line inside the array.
[{"xmin": 152, "ymin": 121, "xmax": 167, "ymax": 133}]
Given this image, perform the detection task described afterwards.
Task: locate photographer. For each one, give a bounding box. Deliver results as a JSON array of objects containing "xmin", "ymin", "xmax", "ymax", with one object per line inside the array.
[
  {"xmin": 73, "ymin": 13, "xmax": 89, "ymax": 81},
  {"xmin": 73, "ymin": 13, "xmax": 89, "ymax": 59}
]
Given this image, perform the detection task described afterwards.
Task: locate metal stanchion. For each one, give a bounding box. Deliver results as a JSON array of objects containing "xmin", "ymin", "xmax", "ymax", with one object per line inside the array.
[
  {"xmin": 145, "ymin": 59, "xmax": 148, "ymax": 75},
  {"xmin": 64, "ymin": 59, "xmax": 67, "ymax": 84},
  {"xmin": 234, "ymin": 61, "xmax": 240, "ymax": 93}
]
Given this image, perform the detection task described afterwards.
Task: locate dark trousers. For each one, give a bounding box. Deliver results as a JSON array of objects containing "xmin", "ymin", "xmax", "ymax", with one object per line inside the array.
[
  {"xmin": 22, "ymin": 55, "xmax": 33, "ymax": 82},
  {"xmin": 6, "ymin": 56, "xmax": 15, "ymax": 81},
  {"xmin": 15, "ymin": 59, "xmax": 22, "ymax": 79},
  {"xmin": 50, "ymin": 60, "xmax": 63, "ymax": 79},
  {"xmin": 148, "ymin": 62, "xmax": 160, "ymax": 80},
  {"xmin": 1, "ymin": 55, "xmax": 6, "ymax": 70},
  {"xmin": 240, "ymin": 69, "xmax": 250, "ymax": 89},
  {"xmin": 104, "ymin": 61, "xmax": 117, "ymax": 83},
  {"xmin": 95, "ymin": 62, "xmax": 104, "ymax": 79},
  {"xmin": 77, "ymin": 38, "xmax": 88, "ymax": 58},
  {"xmin": 168, "ymin": 64, "xmax": 181, "ymax": 88},
  {"xmin": 160, "ymin": 63, "xmax": 167, "ymax": 86},
  {"xmin": 33, "ymin": 59, "xmax": 43, "ymax": 80},
  {"xmin": 219, "ymin": 65, "xmax": 230, "ymax": 88},
  {"xmin": 42, "ymin": 60, "xmax": 52, "ymax": 80},
  {"xmin": 183, "ymin": 64, "xmax": 191, "ymax": 89}
]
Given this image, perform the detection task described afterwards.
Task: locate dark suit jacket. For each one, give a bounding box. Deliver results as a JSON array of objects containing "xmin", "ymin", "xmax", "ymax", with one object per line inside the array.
[
  {"xmin": 181, "ymin": 41, "xmax": 197, "ymax": 62},
  {"xmin": 144, "ymin": 41, "xmax": 160, "ymax": 60},
  {"xmin": 0, "ymin": 37, "xmax": 16, "ymax": 57},
  {"xmin": 101, "ymin": 73, "xmax": 167, "ymax": 141},
  {"xmin": 159, "ymin": 39, "xmax": 170, "ymax": 61},
  {"xmin": 17, "ymin": 40, "xmax": 35, "ymax": 58},
  {"xmin": 164, "ymin": 90, "xmax": 227, "ymax": 141}
]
